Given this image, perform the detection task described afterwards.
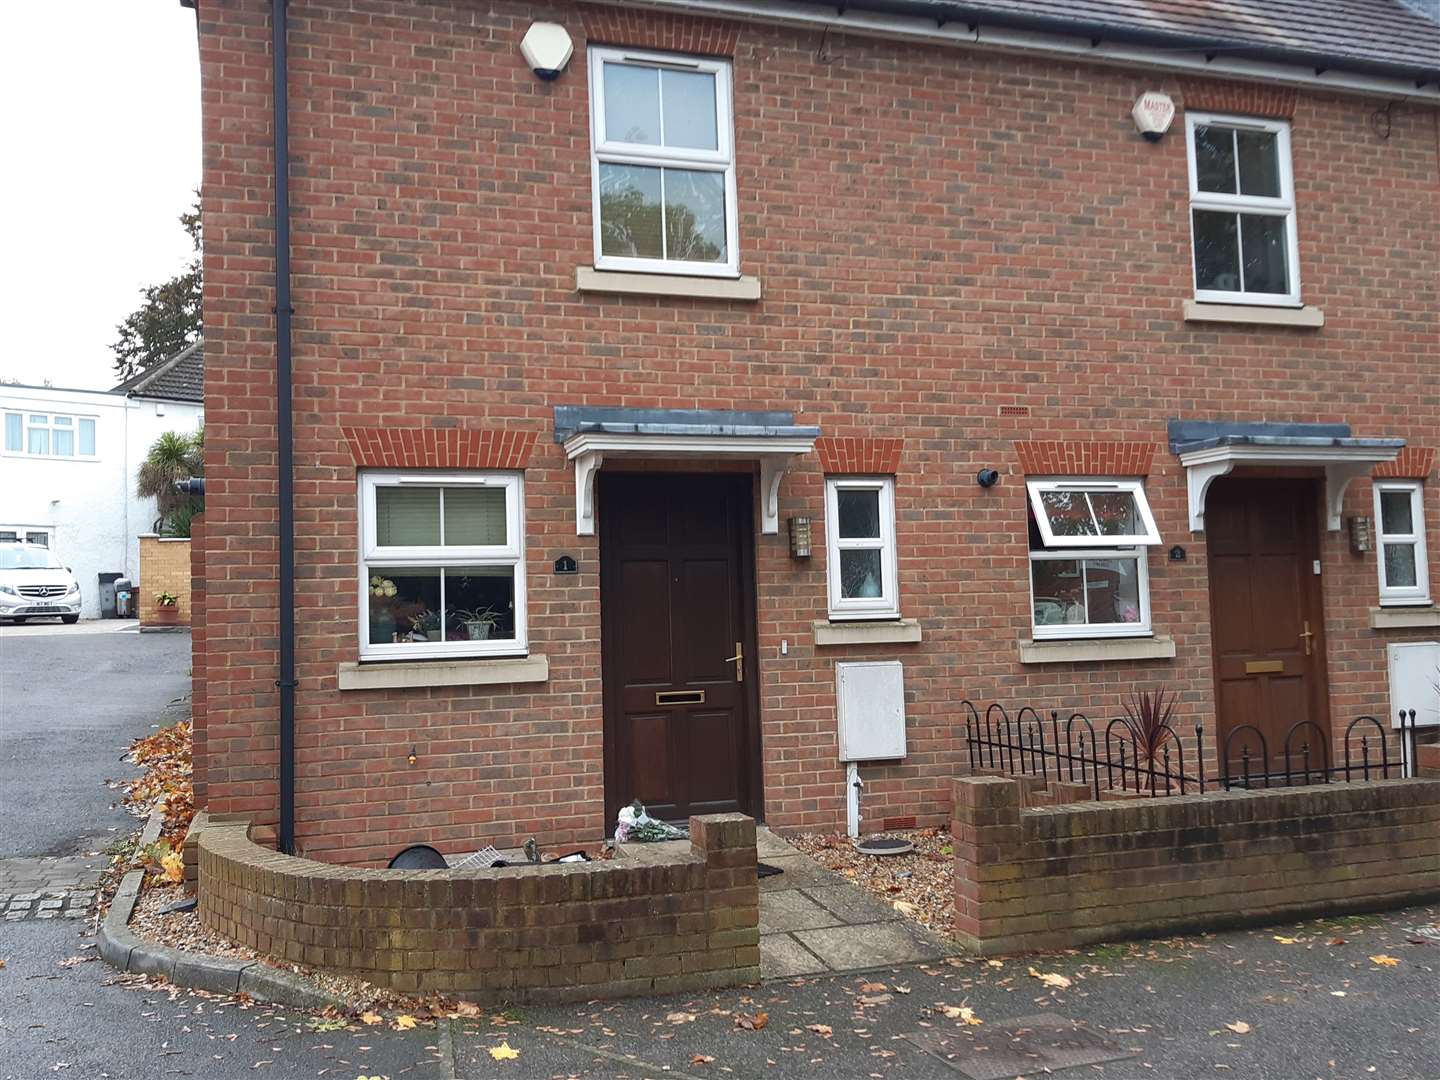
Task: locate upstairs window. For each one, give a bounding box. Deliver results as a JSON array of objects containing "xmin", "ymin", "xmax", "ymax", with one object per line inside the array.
[
  {"xmin": 588, "ymin": 47, "xmax": 738, "ymax": 277},
  {"xmin": 1186, "ymin": 112, "xmax": 1299, "ymax": 306},
  {"xmin": 1374, "ymin": 481, "xmax": 1431, "ymax": 606},
  {"xmin": 359, "ymin": 472, "xmax": 527, "ymax": 660},
  {"xmin": 4, "ymin": 412, "xmax": 97, "ymax": 458},
  {"xmin": 1026, "ymin": 479, "xmax": 1160, "ymax": 639},
  {"xmin": 824, "ymin": 477, "xmax": 900, "ymax": 620}
]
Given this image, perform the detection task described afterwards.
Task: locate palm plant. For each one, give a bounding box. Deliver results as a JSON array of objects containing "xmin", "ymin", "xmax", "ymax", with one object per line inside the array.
[
  {"xmin": 1118, "ymin": 687, "xmax": 1179, "ymax": 774},
  {"xmin": 137, "ymin": 429, "xmax": 203, "ymax": 534}
]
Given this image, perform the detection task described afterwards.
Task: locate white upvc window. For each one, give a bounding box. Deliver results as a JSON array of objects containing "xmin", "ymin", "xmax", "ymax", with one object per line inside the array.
[
  {"xmin": 1026, "ymin": 478, "xmax": 1160, "ymax": 640},
  {"xmin": 588, "ymin": 46, "xmax": 738, "ymax": 277},
  {"xmin": 1185, "ymin": 112, "xmax": 1300, "ymax": 307},
  {"xmin": 4, "ymin": 412, "xmax": 98, "ymax": 458},
  {"xmin": 824, "ymin": 476, "xmax": 900, "ymax": 620},
  {"xmin": 1374, "ymin": 480, "xmax": 1431, "ymax": 606},
  {"xmin": 358, "ymin": 471, "xmax": 527, "ymax": 660}
]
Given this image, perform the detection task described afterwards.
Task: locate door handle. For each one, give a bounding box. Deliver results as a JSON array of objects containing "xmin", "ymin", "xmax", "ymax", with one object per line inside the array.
[
  {"xmin": 1299, "ymin": 620, "xmax": 1314, "ymax": 656},
  {"xmin": 723, "ymin": 641, "xmax": 743, "ymax": 682}
]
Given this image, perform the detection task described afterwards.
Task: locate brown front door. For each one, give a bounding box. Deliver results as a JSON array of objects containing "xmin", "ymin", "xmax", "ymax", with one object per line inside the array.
[
  {"xmin": 1206, "ymin": 478, "xmax": 1331, "ymax": 775},
  {"xmin": 599, "ymin": 472, "xmax": 762, "ymax": 824}
]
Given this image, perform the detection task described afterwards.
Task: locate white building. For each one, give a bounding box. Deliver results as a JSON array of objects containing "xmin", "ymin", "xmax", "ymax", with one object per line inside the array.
[{"xmin": 1, "ymin": 343, "xmax": 204, "ymax": 618}]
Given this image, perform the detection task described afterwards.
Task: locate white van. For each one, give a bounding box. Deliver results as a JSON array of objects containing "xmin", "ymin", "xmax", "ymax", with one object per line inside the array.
[{"xmin": 0, "ymin": 542, "xmax": 82, "ymax": 623}]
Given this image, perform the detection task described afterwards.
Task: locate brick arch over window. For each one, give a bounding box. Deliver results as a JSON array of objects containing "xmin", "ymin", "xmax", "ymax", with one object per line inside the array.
[
  {"xmin": 341, "ymin": 427, "xmax": 538, "ymax": 470},
  {"xmin": 1015, "ymin": 441, "xmax": 1156, "ymax": 477},
  {"xmin": 579, "ymin": 4, "xmax": 741, "ymax": 56},
  {"xmin": 1374, "ymin": 447, "xmax": 1435, "ymax": 480},
  {"xmin": 816, "ymin": 437, "xmax": 904, "ymax": 475},
  {"xmin": 1178, "ymin": 78, "xmax": 1297, "ymax": 120}
]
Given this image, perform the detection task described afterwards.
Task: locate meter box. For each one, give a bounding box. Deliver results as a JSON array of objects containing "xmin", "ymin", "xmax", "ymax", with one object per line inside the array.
[{"xmin": 836, "ymin": 660, "xmax": 906, "ymax": 762}]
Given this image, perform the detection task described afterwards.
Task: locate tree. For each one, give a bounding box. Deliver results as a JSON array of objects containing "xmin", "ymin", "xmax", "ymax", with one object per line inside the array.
[
  {"xmin": 137, "ymin": 429, "xmax": 204, "ymax": 536},
  {"xmin": 112, "ymin": 197, "xmax": 202, "ymax": 382}
]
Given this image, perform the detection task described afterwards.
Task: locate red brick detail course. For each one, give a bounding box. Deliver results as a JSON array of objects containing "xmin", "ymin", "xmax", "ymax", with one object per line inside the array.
[
  {"xmin": 580, "ymin": 4, "xmax": 741, "ymax": 55},
  {"xmin": 1374, "ymin": 447, "xmax": 1435, "ymax": 479},
  {"xmin": 1015, "ymin": 441, "xmax": 1156, "ymax": 477},
  {"xmin": 198, "ymin": 813, "xmax": 760, "ymax": 1001},
  {"xmin": 816, "ymin": 437, "xmax": 904, "ymax": 475},
  {"xmin": 952, "ymin": 775, "xmax": 1440, "ymax": 955},
  {"xmin": 190, "ymin": 517, "xmax": 207, "ymax": 808},
  {"xmin": 1178, "ymin": 78, "xmax": 1297, "ymax": 119},
  {"xmin": 341, "ymin": 427, "xmax": 538, "ymax": 470}
]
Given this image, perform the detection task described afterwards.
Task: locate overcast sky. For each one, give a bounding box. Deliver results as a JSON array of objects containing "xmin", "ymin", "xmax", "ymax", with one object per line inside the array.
[{"xmin": 0, "ymin": 1, "xmax": 202, "ymax": 390}]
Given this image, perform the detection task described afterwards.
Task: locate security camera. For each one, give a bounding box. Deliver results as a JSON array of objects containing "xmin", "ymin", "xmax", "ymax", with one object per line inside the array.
[
  {"xmin": 976, "ymin": 469, "xmax": 1000, "ymax": 488},
  {"xmin": 521, "ymin": 22, "xmax": 573, "ymax": 81}
]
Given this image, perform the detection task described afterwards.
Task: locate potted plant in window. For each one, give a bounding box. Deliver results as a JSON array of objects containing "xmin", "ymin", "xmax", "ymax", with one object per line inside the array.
[
  {"xmin": 367, "ymin": 575, "xmax": 399, "ymax": 643},
  {"xmin": 408, "ymin": 609, "xmax": 442, "ymax": 642},
  {"xmin": 452, "ymin": 607, "xmax": 501, "ymax": 641},
  {"xmin": 153, "ymin": 591, "xmax": 180, "ymax": 626}
]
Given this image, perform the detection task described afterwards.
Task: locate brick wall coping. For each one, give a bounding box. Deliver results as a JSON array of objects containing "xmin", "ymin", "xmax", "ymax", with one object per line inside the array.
[{"xmin": 198, "ymin": 814, "xmax": 761, "ymax": 1001}]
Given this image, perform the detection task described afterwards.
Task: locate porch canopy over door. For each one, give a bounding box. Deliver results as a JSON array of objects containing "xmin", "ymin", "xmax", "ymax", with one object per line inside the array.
[
  {"xmin": 1169, "ymin": 420, "xmax": 1404, "ymax": 533},
  {"xmin": 555, "ymin": 406, "xmax": 820, "ymax": 536}
]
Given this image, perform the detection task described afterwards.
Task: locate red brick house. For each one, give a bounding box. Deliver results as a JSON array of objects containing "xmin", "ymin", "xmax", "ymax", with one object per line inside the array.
[{"xmin": 189, "ymin": 0, "xmax": 1440, "ymax": 865}]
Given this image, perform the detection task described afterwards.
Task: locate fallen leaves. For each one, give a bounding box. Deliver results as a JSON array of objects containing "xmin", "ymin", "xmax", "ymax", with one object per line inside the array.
[
  {"xmin": 359, "ymin": 1012, "xmax": 383, "ymax": 1026},
  {"xmin": 488, "ymin": 1041, "xmax": 520, "ymax": 1062},
  {"xmin": 938, "ymin": 1004, "xmax": 984, "ymax": 1025},
  {"xmin": 1368, "ymin": 955, "xmax": 1400, "ymax": 967},
  {"xmin": 1224, "ymin": 1021, "xmax": 1252, "ymax": 1034},
  {"xmin": 806, "ymin": 1023, "xmax": 834, "ymax": 1037},
  {"xmin": 666, "ymin": 1011, "xmax": 698, "ymax": 1025},
  {"xmin": 392, "ymin": 1014, "xmax": 417, "ymax": 1030},
  {"xmin": 1273, "ymin": 936, "xmax": 1300, "ymax": 945},
  {"xmin": 734, "ymin": 1011, "xmax": 769, "ymax": 1031},
  {"xmin": 691, "ymin": 1054, "xmax": 715, "ymax": 1065},
  {"xmin": 1027, "ymin": 967, "xmax": 1072, "ymax": 989}
]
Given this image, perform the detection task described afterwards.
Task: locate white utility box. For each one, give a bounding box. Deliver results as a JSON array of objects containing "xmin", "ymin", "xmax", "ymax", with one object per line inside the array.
[
  {"xmin": 1388, "ymin": 641, "xmax": 1440, "ymax": 728},
  {"xmin": 836, "ymin": 660, "xmax": 907, "ymax": 761}
]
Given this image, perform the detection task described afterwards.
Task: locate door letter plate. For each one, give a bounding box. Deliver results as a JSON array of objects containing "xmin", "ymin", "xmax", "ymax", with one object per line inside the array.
[
  {"xmin": 655, "ymin": 690, "xmax": 706, "ymax": 706},
  {"xmin": 1245, "ymin": 660, "xmax": 1284, "ymax": 674}
]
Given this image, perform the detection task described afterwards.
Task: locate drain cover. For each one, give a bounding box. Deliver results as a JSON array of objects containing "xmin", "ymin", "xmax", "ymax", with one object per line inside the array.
[
  {"xmin": 853, "ymin": 836, "xmax": 915, "ymax": 856},
  {"xmin": 904, "ymin": 1014, "xmax": 1137, "ymax": 1079}
]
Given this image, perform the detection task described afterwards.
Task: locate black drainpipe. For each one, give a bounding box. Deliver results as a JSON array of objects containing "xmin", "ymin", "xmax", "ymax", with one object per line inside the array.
[{"xmin": 272, "ymin": 0, "xmax": 297, "ymax": 855}]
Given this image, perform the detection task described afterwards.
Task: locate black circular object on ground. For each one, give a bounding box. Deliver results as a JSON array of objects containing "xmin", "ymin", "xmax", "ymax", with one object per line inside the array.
[
  {"xmin": 387, "ymin": 843, "xmax": 448, "ymax": 869},
  {"xmin": 853, "ymin": 836, "xmax": 915, "ymax": 856}
]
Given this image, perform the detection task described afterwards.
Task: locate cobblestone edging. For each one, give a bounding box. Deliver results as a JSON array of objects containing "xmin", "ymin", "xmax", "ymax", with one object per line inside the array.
[{"xmin": 96, "ymin": 809, "xmax": 345, "ymax": 1010}]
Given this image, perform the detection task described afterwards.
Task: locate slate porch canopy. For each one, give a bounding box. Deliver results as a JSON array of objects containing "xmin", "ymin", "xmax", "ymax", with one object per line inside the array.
[
  {"xmin": 555, "ymin": 406, "xmax": 820, "ymax": 535},
  {"xmin": 1169, "ymin": 420, "xmax": 1403, "ymax": 532}
]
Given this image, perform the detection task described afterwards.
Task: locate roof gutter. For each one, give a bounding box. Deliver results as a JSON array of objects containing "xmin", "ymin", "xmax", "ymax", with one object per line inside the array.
[
  {"xmin": 271, "ymin": 0, "xmax": 298, "ymax": 856},
  {"xmin": 600, "ymin": 0, "xmax": 1440, "ymax": 100}
]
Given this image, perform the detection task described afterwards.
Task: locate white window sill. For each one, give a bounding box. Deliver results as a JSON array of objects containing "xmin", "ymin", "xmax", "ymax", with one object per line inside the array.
[
  {"xmin": 576, "ymin": 266, "xmax": 761, "ymax": 301},
  {"xmin": 813, "ymin": 618, "xmax": 922, "ymax": 646},
  {"xmin": 1018, "ymin": 635, "xmax": 1176, "ymax": 664},
  {"xmin": 1370, "ymin": 606, "xmax": 1440, "ymax": 629},
  {"xmin": 1182, "ymin": 300, "xmax": 1324, "ymax": 328},
  {"xmin": 337, "ymin": 654, "xmax": 549, "ymax": 691}
]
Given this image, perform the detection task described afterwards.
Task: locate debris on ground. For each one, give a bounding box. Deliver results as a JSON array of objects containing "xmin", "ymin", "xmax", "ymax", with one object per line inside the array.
[{"xmin": 790, "ymin": 828, "xmax": 954, "ymax": 934}]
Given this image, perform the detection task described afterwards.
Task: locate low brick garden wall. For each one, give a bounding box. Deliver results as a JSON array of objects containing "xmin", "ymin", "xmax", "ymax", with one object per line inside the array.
[
  {"xmin": 197, "ymin": 814, "xmax": 760, "ymax": 1002},
  {"xmin": 952, "ymin": 775, "xmax": 1440, "ymax": 955}
]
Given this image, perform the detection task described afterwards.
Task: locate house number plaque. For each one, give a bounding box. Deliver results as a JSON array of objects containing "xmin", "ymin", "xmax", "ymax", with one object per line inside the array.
[{"xmin": 553, "ymin": 555, "xmax": 578, "ymax": 575}]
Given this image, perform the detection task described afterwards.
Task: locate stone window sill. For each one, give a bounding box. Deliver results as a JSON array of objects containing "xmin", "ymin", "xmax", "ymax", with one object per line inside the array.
[
  {"xmin": 576, "ymin": 266, "xmax": 761, "ymax": 301},
  {"xmin": 337, "ymin": 655, "xmax": 549, "ymax": 691},
  {"xmin": 1370, "ymin": 606, "xmax": 1440, "ymax": 629},
  {"xmin": 813, "ymin": 618, "xmax": 922, "ymax": 646},
  {"xmin": 1018, "ymin": 635, "xmax": 1176, "ymax": 664},
  {"xmin": 1182, "ymin": 300, "xmax": 1324, "ymax": 328}
]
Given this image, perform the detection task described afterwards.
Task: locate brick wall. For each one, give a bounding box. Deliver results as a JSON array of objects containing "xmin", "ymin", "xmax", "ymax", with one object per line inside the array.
[
  {"xmin": 196, "ymin": 0, "xmax": 1440, "ymax": 861},
  {"xmin": 198, "ymin": 812, "xmax": 760, "ymax": 1001},
  {"xmin": 952, "ymin": 775, "xmax": 1440, "ymax": 955},
  {"xmin": 138, "ymin": 536, "xmax": 192, "ymax": 626},
  {"xmin": 191, "ymin": 516, "xmax": 207, "ymax": 804}
]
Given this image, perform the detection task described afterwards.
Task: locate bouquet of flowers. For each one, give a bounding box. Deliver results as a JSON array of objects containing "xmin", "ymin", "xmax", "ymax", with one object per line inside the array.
[{"xmin": 369, "ymin": 575, "xmax": 398, "ymax": 602}]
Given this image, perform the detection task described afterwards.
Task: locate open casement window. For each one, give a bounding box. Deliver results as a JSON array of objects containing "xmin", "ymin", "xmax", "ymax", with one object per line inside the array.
[
  {"xmin": 824, "ymin": 477, "xmax": 900, "ymax": 620},
  {"xmin": 1374, "ymin": 481, "xmax": 1431, "ymax": 606},
  {"xmin": 1027, "ymin": 479, "xmax": 1158, "ymax": 640},
  {"xmin": 1185, "ymin": 112, "xmax": 1300, "ymax": 307},
  {"xmin": 588, "ymin": 46, "xmax": 738, "ymax": 277},
  {"xmin": 358, "ymin": 472, "xmax": 526, "ymax": 660}
]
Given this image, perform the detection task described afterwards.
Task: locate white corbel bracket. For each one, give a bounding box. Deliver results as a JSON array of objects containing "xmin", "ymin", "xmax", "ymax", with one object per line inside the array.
[{"xmin": 563, "ymin": 432, "xmax": 816, "ymax": 537}]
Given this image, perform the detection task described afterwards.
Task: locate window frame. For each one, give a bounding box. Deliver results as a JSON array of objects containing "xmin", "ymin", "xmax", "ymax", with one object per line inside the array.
[
  {"xmin": 357, "ymin": 470, "xmax": 527, "ymax": 661},
  {"xmin": 1184, "ymin": 111, "xmax": 1301, "ymax": 308},
  {"xmin": 3, "ymin": 411, "xmax": 99, "ymax": 460},
  {"xmin": 587, "ymin": 45, "xmax": 740, "ymax": 278},
  {"xmin": 1373, "ymin": 480, "xmax": 1431, "ymax": 607},
  {"xmin": 1028, "ymin": 547, "xmax": 1153, "ymax": 641},
  {"xmin": 824, "ymin": 475, "xmax": 900, "ymax": 621},
  {"xmin": 1024, "ymin": 478, "xmax": 1162, "ymax": 548}
]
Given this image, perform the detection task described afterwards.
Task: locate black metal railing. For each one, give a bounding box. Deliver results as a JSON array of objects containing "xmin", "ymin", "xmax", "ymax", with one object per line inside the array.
[{"xmin": 961, "ymin": 700, "xmax": 1419, "ymax": 800}]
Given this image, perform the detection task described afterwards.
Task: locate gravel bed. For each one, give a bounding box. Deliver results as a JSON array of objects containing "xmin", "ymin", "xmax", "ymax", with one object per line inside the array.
[{"xmin": 789, "ymin": 828, "xmax": 955, "ymax": 936}]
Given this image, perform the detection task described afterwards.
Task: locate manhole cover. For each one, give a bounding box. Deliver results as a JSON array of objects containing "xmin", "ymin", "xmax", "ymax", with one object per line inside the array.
[
  {"xmin": 904, "ymin": 1014, "xmax": 1137, "ymax": 1079},
  {"xmin": 853, "ymin": 836, "xmax": 914, "ymax": 856}
]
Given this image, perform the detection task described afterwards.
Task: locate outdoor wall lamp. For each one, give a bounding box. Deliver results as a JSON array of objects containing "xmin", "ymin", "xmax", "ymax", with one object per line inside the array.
[
  {"xmin": 1348, "ymin": 514, "xmax": 1372, "ymax": 554},
  {"xmin": 788, "ymin": 516, "xmax": 812, "ymax": 559},
  {"xmin": 407, "ymin": 747, "xmax": 418, "ymax": 766}
]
